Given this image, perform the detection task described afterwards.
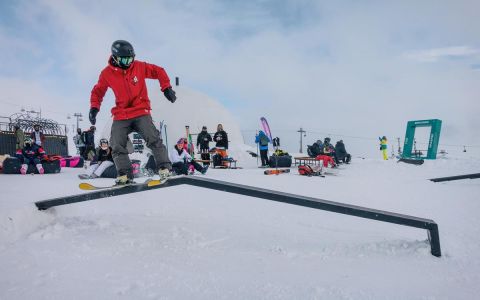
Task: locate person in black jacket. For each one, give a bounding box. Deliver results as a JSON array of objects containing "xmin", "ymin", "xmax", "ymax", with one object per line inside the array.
[
  {"xmin": 196, "ymin": 126, "xmax": 212, "ymax": 165},
  {"xmin": 78, "ymin": 138, "xmax": 114, "ymax": 179},
  {"xmin": 82, "ymin": 125, "xmax": 96, "ymax": 160},
  {"xmin": 335, "ymin": 140, "xmax": 351, "ymax": 164},
  {"xmin": 213, "ymin": 124, "xmax": 229, "ymax": 167}
]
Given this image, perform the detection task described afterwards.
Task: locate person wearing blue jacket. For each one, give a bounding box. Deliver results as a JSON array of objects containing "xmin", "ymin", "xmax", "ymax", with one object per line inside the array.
[{"xmin": 255, "ymin": 130, "xmax": 271, "ymax": 167}]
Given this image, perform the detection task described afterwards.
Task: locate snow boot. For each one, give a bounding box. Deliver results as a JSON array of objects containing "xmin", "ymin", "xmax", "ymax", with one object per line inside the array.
[
  {"xmin": 158, "ymin": 168, "xmax": 172, "ymax": 181},
  {"xmin": 188, "ymin": 165, "xmax": 195, "ymax": 175},
  {"xmin": 201, "ymin": 165, "xmax": 209, "ymax": 174},
  {"xmin": 20, "ymin": 164, "xmax": 28, "ymax": 175},
  {"xmin": 115, "ymin": 175, "xmax": 135, "ymax": 185},
  {"xmin": 36, "ymin": 164, "xmax": 45, "ymax": 174}
]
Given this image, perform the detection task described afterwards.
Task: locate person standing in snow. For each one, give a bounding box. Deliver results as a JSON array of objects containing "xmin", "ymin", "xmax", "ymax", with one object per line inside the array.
[
  {"xmin": 255, "ymin": 130, "xmax": 270, "ymax": 167},
  {"xmin": 196, "ymin": 126, "xmax": 212, "ymax": 166},
  {"xmin": 213, "ymin": 124, "xmax": 229, "ymax": 167},
  {"xmin": 89, "ymin": 40, "xmax": 177, "ymax": 185},
  {"xmin": 78, "ymin": 138, "xmax": 114, "ymax": 179},
  {"xmin": 16, "ymin": 137, "xmax": 47, "ymax": 175},
  {"xmin": 82, "ymin": 126, "xmax": 96, "ymax": 160},
  {"xmin": 379, "ymin": 136, "xmax": 388, "ymax": 160},
  {"xmin": 170, "ymin": 138, "xmax": 208, "ymax": 175},
  {"xmin": 73, "ymin": 128, "xmax": 86, "ymax": 158},
  {"xmin": 14, "ymin": 125, "xmax": 25, "ymax": 152}
]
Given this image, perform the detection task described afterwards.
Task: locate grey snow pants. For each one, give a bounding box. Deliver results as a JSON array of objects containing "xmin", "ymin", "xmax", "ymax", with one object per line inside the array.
[{"xmin": 111, "ymin": 114, "xmax": 171, "ymax": 178}]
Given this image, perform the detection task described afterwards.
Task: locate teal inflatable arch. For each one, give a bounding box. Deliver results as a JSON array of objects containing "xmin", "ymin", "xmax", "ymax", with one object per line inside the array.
[{"xmin": 403, "ymin": 119, "xmax": 442, "ymax": 159}]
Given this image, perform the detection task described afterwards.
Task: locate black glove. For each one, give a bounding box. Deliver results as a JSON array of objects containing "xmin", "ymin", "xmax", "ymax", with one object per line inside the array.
[
  {"xmin": 163, "ymin": 87, "xmax": 177, "ymax": 103},
  {"xmin": 89, "ymin": 108, "xmax": 99, "ymax": 125}
]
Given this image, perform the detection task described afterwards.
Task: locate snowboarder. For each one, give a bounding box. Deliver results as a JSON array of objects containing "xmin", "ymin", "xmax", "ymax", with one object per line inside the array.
[
  {"xmin": 170, "ymin": 138, "xmax": 208, "ymax": 175},
  {"xmin": 213, "ymin": 124, "xmax": 229, "ymax": 167},
  {"xmin": 30, "ymin": 124, "xmax": 45, "ymax": 147},
  {"xmin": 89, "ymin": 40, "xmax": 177, "ymax": 185},
  {"xmin": 15, "ymin": 137, "xmax": 46, "ymax": 175},
  {"xmin": 379, "ymin": 136, "xmax": 388, "ymax": 160},
  {"xmin": 255, "ymin": 130, "xmax": 271, "ymax": 167},
  {"xmin": 73, "ymin": 128, "xmax": 86, "ymax": 158},
  {"xmin": 78, "ymin": 138, "xmax": 114, "ymax": 179},
  {"xmin": 196, "ymin": 126, "xmax": 212, "ymax": 166}
]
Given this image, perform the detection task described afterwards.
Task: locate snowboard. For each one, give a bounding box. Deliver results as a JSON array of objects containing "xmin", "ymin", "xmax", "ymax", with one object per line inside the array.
[
  {"xmin": 398, "ymin": 158, "xmax": 424, "ymax": 165},
  {"xmin": 78, "ymin": 179, "xmax": 153, "ymax": 190},
  {"xmin": 264, "ymin": 168, "xmax": 290, "ymax": 175}
]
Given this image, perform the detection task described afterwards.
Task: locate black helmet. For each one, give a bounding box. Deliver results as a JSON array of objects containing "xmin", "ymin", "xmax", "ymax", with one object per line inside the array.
[{"xmin": 111, "ymin": 40, "xmax": 135, "ymax": 69}]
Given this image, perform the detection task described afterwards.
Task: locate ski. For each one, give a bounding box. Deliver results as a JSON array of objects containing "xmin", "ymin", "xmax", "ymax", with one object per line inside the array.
[{"xmin": 264, "ymin": 168, "xmax": 290, "ymax": 175}]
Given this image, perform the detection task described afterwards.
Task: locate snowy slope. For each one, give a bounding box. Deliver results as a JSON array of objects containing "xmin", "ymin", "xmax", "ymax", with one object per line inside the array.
[{"xmin": 1, "ymin": 155, "xmax": 480, "ymax": 299}]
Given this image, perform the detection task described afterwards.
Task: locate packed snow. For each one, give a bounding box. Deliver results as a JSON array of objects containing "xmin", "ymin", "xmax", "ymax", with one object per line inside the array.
[{"xmin": 1, "ymin": 153, "xmax": 479, "ymax": 299}]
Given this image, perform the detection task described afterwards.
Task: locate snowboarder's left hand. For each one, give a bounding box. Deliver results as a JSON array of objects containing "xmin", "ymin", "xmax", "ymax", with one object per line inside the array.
[
  {"xmin": 89, "ymin": 108, "xmax": 99, "ymax": 125},
  {"xmin": 163, "ymin": 87, "xmax": 177, "ymax": 103}
]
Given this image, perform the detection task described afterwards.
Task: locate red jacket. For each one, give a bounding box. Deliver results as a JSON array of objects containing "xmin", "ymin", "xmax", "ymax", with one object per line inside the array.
[{"xmin": 90, "ymin": 57, "xmax": 172, "ymax": 120}]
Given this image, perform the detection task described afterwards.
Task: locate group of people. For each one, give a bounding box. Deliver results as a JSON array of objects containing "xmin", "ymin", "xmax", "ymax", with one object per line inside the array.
[
  {"xmin": 309, "ymin": 138, "xmax": 352, "ymax": 167},
  {"xmin": 13, "ymin": 124, "xmax": 47, "ymax": 175}
]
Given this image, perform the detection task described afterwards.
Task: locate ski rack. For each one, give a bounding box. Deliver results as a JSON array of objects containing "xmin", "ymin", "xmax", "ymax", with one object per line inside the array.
[
  {"xmin": 35, "ymin": 176, "xmax": 441, "ymax": 257},
  {"xmin": 430, "ymin": 173, "xmax": 480, "ymax": 182}
]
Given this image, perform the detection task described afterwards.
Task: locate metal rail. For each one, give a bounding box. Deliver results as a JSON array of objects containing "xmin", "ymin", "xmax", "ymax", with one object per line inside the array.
[{"xmin": 35, "ymin": 176, "xmax": 441, "ymax": 257}]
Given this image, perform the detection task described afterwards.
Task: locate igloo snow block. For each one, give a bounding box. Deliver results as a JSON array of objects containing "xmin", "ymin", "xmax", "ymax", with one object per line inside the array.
[
  {"xmin": 2, "ymin": 157, "xmax": 61, "ymax": 174},
  {"xmin": 268, "ymin": 155, "xmax": 292, "ymax": 168}
]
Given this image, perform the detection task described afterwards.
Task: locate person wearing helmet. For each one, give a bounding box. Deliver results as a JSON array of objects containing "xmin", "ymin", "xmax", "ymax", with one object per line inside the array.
[
  {"xmin": 78, "ymin": 138, "xmax": 114, "ymax": 179},
  {"xmin": 15, "ymin": 136, "xmax": 47, "ymax": 175},
  {"xmin": 89, "ymin": 40, "xmax": 177, "ymax": 185}
]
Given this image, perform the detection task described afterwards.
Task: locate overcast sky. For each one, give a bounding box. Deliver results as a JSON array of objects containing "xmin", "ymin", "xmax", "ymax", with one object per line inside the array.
[{"xmin": 1, "ymin": 0, "xmax": 479, "ymax": 152}]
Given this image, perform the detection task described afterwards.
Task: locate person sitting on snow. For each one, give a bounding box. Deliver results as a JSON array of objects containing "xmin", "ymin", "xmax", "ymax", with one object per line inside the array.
[
  {"xmin": 16, "ymin": 136, "xmax": 47, "ymax": 175},
  {"xmin": 170, "ymin": 138, "xmax": 208, "ymax": 175},
  {"xmin": 335, "ymin": 140, "xmax": 351, "ymax": 164},
  {"xmin": 78, "ymin": 138, "xmax": 114, "ymax": 179}
]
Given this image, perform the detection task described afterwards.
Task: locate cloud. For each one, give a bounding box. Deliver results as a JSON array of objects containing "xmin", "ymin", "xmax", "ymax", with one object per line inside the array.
[
  {"xmin": 403, "ymin": 46, "xmax": 480, "ymax": 62},
  {"xmin": 1, "ymin": 0, "xmax": 480, "ymax": 154}
]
